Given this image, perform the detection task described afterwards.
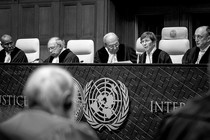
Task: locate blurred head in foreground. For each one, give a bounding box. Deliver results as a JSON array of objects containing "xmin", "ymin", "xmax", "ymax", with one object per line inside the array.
[
  {"xmin": 23, "ymin": 65, "xmax": 76, "ymax": 120},
  {"xmin": 155, "ymin": 58, "xmax": 210, "ymax": 140}
]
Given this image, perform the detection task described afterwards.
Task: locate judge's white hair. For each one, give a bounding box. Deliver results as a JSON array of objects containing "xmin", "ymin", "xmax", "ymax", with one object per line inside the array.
[{"xmin": 103, "ymin": 32, "xmax": 119, "ymax": 44}]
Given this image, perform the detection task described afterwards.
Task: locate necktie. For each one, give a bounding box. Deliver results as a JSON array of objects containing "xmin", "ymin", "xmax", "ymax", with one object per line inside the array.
[{"xmin": 4, "ymin": 52, "xmax": 11, "ymax": 63}]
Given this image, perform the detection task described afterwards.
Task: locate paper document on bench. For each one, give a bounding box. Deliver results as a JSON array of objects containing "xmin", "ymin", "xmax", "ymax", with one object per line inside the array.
[{"xmin": 114, "ymin": 60, "xmax": 132, "ymax": 63}]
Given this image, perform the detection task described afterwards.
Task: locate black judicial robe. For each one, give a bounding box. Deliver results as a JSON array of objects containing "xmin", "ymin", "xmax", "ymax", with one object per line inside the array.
[
  {"xmin": 44, "ymin": 49, "xmax": 79, "ymax": 63},
  {"xmin": 155, "ymin": 91, "xmax": 210, "ymax": 140},
  {"xmin": 94, "ymin": 44, "xmax": 137, "ymax": 63},
  {"xmin": 138, "ymin": 49, "xmax": 172, "ymax": 64},
  {"xmin": 182, "ymin": 46, "xmax": 210, "ymax": 64},
  {"xmin": 0, "ymin": 47, "xmax": 28, "ymax": 63}
]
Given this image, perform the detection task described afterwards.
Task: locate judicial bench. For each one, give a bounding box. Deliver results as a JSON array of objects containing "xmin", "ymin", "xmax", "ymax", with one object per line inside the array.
[{"xmin": 0, "ymin": 64, "xmax": 209, "ymax": 140}]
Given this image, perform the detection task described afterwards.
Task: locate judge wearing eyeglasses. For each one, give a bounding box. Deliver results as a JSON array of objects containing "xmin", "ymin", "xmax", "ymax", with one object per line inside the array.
[
  {"xmin": 94, "ymin": 32, "xmax": 137, "ymax": 63},
  {"xmin": 182, "ymin": 26, "xmax": 210, "ymax": 64},
  {"xmin": 44, "ymin": 37, "xmax": 79, "ymax": 63},
  {"xmin": 0, "ymin": 34, "xmax": 28, "ymax": 63}
]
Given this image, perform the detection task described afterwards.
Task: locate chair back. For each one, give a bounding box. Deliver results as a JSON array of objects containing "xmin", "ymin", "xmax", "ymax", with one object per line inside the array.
[
  {"xmin": 159, "ymin": 27, "xmax": 190, "ymax": 63},
  {"xmin": 136, "ymin": 37, "xmax": 144, "ymax": 63},
  {"xmin": 67, "ymin": 40, "xmax": 94, "ymax": 63},
  {"xmin": 16, "ymin": 38, "xmax": 40, "ymax": 63},
  {"xmin": 0, "ymin": 43, "xmax": 3, "ymax": 51}
]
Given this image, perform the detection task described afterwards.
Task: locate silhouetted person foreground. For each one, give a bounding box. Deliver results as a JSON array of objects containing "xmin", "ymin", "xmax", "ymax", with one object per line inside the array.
[{"xmin": 0, "ymin": 65, "xmax": 99, "ymax": 140}]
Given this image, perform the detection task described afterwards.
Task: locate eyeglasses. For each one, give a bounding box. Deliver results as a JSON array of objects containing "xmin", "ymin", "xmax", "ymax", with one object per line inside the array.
[
  {"xmin": 107, "ymin": 42, "xmax": 119, "ymax": 49},
  {"xmin": 193, "ymin": 35, "xmax": 205, "ymax": 40},
  {"xmin": 48, "ymin": 45, "xmax": 57, "ymax": 51},
  {"xmin": 2, "ymin": 41, "xmax": 13, "ymax": 46}
]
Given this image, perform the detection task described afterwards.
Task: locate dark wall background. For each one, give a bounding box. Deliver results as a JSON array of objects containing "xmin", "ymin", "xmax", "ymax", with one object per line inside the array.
[{"xmin": 0, "ymin": 0, "xmax": 210, "ymax": 60}]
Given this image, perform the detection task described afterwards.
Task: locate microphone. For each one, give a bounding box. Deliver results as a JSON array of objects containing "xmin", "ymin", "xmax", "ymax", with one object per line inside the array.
[{"xmin": 31, "ymin": 58, "xmax": 44, "ymax": 63}]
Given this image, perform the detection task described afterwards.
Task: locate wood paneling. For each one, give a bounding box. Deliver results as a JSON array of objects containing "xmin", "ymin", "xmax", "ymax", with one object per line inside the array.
[
  {"xmin": 19, "ymin": 0, "xmax": 59, "ymax": 3},
  {"xmin": 80, "ymin": 2, "xmax": 95, "ymax": 39},
  {"xmin": 0, "ymin": 2, "xmax": 18, "ymax": 40},
  {"xmin": 18, "ymin": 1, "xmax": 59, "ymax": 60},
  {"xmin": 38, "ymin": 4, "xmax": 54, "ymax": 61},
  {"xmin": 19, "ymin": 2, "xmax": 58, "ymax": 40},
  {"xmin": 110, "ymin": 2, "xmax": 210, "ymax": 50},
  {"xmin": 60, "ymin": 0, "xmax": 106, "ymax": 53},
  {"xmin": 60, "ymin": 2, "xmax": 77, "ymax": 40},
  {"xmin": 95, "ymin": 0, "xmax": 106, "ymax": 51},
  {"xmin": 19, "ymin": 4, "xmax": 36, "ymax": 38},
  {"xmin": 0, "ymin": 0, "xmax": 15, "ymax": 3},
  {"xmin": 60, "ymin": 1, "xmax": 96, "ymax": 41},
  {"xmin": 4, "ymin": 0, "xmax": 210, "ymax": 61},
  {"xmin": 0, "ymin": 6, "xmax": 12, "ymax": 36},
  {"xmin": 38, "ymin": 5, "xmax": 52, "ymax": 40},
  {"xmin": 0, "ymin": 0, "xmax": 107, "ymax": 60}
]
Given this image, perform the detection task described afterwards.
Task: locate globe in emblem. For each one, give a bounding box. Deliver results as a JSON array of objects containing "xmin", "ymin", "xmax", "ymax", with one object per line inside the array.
[
  {"xmin": 89, "ymin": 78, "xmax": 123, "ymax": 123},
  {"xmin": 84, "ymin": 77, "xmax": 129, "ymax": 131}
]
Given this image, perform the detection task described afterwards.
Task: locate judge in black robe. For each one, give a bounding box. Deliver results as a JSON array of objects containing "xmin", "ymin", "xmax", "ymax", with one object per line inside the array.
[
  {"xmin": 94, "ymin": 32, "xmax": 137, "ymax": 63},
  {"xmin": 44, "ymin": 37, "xmax": 79, "ymax": 63},
  {"xmin": 138, "ymin": 48, "xmax": 172, "ymax": 63},
  {"xmin": 0, "ymin": 34, "xmax": 28, "ymax": 63},
  {"xmin": 182, "ymin": 26, "xmax": 210, "ymax": 64},
  {"xmin": 182, "ymin": 46, "xmax": 210, "ymax": 64},
  {"xmin": 44, "ymin": 49, "xmax": 79, "ymax": 63},
  {"xmin": 0, "ymin": 47, "xmax": 28, "ymax": 63},
  {"xmin": 137, "ymin": 31, "xmax": 172, "ymax": 64},
  {"xmin": 94, "ymin": 44, "xmax": 137, "ymax": 63}
]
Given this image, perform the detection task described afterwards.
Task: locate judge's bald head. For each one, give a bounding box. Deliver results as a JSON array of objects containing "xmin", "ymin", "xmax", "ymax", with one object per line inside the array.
[{"xmin": 0, "ymin": 34, "xmax": 14, "ymax": 53}]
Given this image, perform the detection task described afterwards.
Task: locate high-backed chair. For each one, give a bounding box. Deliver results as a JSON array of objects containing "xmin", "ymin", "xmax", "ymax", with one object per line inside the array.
[
  {"xmin": 67, "ymin": 40, "xmax": 94, "ymax": 63},
  {"xmin": 136, "ymin": 37, "xmax": 144, "ymax": 63},
  {"xmin": 15, "ymin": 38, "xmax": 40, "ymax": 63},
  {"xmin": 0, "ymin": 43, "xmax": 3, "ymax": 51},
  {"xmin": 159, "ymin": 27, "xmax": 190, "ymax": 63}
]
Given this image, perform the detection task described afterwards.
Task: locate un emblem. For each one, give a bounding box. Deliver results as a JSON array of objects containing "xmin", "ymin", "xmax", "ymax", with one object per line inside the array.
[
  {"xmin": 83, "ymin": 77, "xmax": 129, "ymax": 131},
  {"xmin": 73, "ymin": 77, "xmax": 85, "ymax": 122}
]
